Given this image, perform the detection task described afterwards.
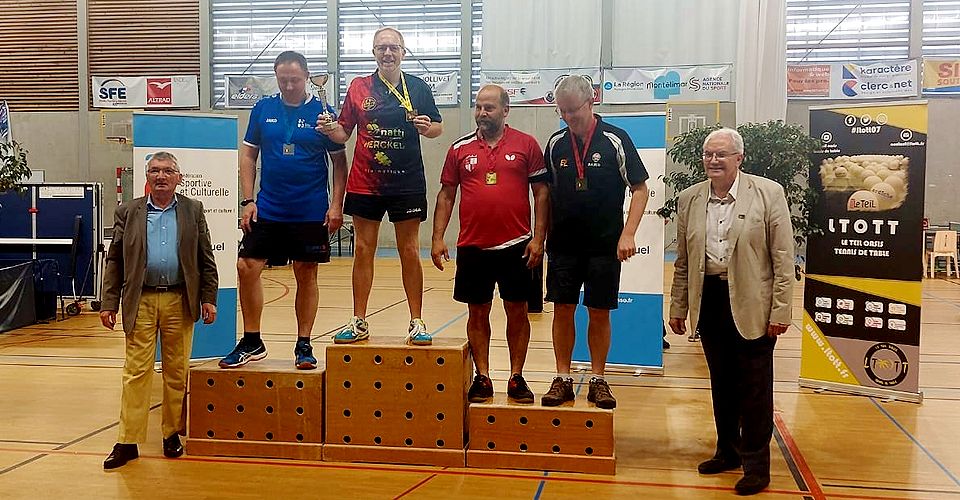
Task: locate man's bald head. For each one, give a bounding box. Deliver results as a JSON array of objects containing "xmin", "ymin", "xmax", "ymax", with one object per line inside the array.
[{"xmin": 477, "ymin": 84, "xmax": 510, "ymax": 109}]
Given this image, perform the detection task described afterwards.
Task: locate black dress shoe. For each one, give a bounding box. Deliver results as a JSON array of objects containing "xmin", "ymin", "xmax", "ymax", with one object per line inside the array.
[
  {"xmin": 163, "ymin": 434, "xmax": 184, "ymax": 458},
  {"xmin": 103, "ymin": 443, "xmax": 138, "ymax": 470},
  {"xmin": 735, "ymin": 474, "xmax": 770, "ymax": 495},
  {"xmin": 697, "ymin": 457, "xmax": 741, "ymax": 474}
]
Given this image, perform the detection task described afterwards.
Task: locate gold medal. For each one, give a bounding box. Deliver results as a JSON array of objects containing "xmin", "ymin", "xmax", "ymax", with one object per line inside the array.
[
  {"xmin": 406, "ymin": 109, "xmax": 418, "ymax": 122},
  {"xmin": 576, "ymin": 177, "xmax": 588, "ymax": 191},
  {"xmin": 485, "ymin": 171, "xmax": 497, "ymax": 185}
]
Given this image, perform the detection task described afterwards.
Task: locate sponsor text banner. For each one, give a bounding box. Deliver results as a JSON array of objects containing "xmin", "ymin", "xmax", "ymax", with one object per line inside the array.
[
  {"xmin": 788, "ymin": 60, "xmax": 918, "ymax": 100},
  {"xmin": 921, "ymin": 58, "xmax": 960, "ymax": 94},
  {"xmin": 800, "ymin": 102, "xmax": 927, "ymax": 398},
  {"xmin": 226, "ymin": 71, "xmax": 457, "ymax": 108},
  {"xmin": 93, "ymin": 76, "xmax": 199, "ymax": 108},
  {"xmin": 602, "ymin": 65, "xmax": 733, "ymax": 103},
  {"xmin": 480, "ymin": 69, "xmax": 602, "ymax": 106},
  {"xmin": 787, "ymin": 64, "xmax": 831, "ymax": 97}
]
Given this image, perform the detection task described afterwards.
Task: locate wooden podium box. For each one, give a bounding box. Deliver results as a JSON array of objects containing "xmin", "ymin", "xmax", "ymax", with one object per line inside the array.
[
  {"xmin": 323, "ymin": 337, "xmax": 471, "ymax": 467},
  {"xmin": 466, "ymin": 395, "xmax": 615, "ymax": 474},
  {"xmin": 187, "ymin": 358, "xmax": 324, "ymax": 460}
]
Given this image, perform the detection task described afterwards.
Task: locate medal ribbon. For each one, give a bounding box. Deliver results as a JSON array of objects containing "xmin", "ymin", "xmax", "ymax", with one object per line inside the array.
[
  {"xmin": 479, "ymin": 129, "xmax": 500, "ymax": 174},
  {"xmin": 377, "ymin": 71, "xmax": 413, "ymax": 112},
  {"xmin": 280, "ymin": 97, "xmax": 305, "ymax": 145},
  {"xmin": 569, "ymin": 118, "xmax": 598, "ymax": 181}
]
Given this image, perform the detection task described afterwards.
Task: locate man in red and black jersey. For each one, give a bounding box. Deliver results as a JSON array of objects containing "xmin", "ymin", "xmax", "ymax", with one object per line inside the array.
[
  {"xmin": 432, "ymin": 85, "xmax": 549, "ymax": 404},
  {"xmin": 317, "ymin": 27, "xmax": 442, "ymax": 346}
]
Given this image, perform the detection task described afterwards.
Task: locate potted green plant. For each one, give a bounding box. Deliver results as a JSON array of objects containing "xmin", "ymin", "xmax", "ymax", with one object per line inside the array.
[
  {"xmin": 0, "ymin": 140, "xmax": 31, "ymax": 192},
  {"xmin": 658, "ymin": 121, "xmax": 820, "ymax": 248}
]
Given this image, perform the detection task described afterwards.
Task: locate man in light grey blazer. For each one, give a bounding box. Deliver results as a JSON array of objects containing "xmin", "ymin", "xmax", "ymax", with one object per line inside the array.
[{"xmin": 668, "ymin": 128, "xmax": 794, "ymax": 496}]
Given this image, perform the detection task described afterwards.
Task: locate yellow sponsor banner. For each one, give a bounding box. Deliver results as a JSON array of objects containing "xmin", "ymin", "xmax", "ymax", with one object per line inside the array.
[
  {"xmin": 829, "ymin": 103, "xmax": 927, "ymax": 135},
  {"xmin": 803, "ymin": 101, "xmax": 925, "ymax": 399},
  {"xmin": 922, "ymin": 58, "xmax": 960, "ymax": 94},
  {"xmin": 800, "ymin": 311, "xmax": 860, "ymax": 385},
  {"xmin": 805, "ymin": 274, "xmax": 921, "ymax": 307}
]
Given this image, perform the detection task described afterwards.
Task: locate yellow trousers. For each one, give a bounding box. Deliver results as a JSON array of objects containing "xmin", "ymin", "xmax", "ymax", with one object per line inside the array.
[{"xmin": 117, "ymin": 289, "xmax": 194, "ymax": 444}]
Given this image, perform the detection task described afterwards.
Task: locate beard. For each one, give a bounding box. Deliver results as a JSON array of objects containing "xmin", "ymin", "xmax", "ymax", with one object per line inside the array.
[{"xmin": 477, "ymin": 119, "xmax": 501, "ymax": 136}]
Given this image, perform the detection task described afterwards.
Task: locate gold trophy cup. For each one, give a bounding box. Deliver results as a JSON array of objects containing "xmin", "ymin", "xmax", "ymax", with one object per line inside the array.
[{"xmin": 310, "ymin": 74, "xmax": 337, "ymax": 130}]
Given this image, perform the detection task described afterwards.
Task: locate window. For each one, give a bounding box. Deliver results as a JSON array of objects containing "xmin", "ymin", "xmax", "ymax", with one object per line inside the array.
[
  {"xmin": 211, "ymin": 0, "xmax": 330, "ymax": 107},
  {"xmin": 210, "ymin": 0, "xmax": 481, "ymax": 108},
  {"xmin": 471, "ymin": 0, "xmax": 482, "ymax": 101},
  {"xmin": 786, "ymin": 1, "xmax": 911, "ymax": 63},
  {"xmin": 923, "ymin": 0, "xmax": 960, "ymax": 56},
  {"xmin": 337, "ymin": 0, "xmax": 479, "ymax": 104},
  {"xmin": 0, "ymin": 0, "xmax": 78, "ymax": 111},
  {"xmin": 89, "ymin": 0, "xmax": 200, "ymax": 110}
]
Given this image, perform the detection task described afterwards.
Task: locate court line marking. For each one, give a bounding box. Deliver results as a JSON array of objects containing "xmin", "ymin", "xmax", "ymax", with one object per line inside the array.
[
  {"xmin": 532, "ymin": 470, "xmax": 548, "ymax": 499},
  {"xmin": 0, "ymin": 443, "xmax": 926, "ymax": 499},
  {"xmin": 774, "ymin": 411, "xmax": 825, "ymax": 500},
  {"xmin": 0, "ymin": 335, "xmax": 84, "ymax": 351},
  {"xmin": 921, "ymin": 291, "xmax": 960, "ymax": 311},
  {"xmin": 431, "ymin": 310, "xmax": 468, "ymax": 337},
  {"xmin": 0, "ymin": 439, "xmax": 64, "ymax": 446},
  {"xmin": 261, "ymin": 276, "xmax": 291, "ymax": 306},
  {"xmin": 822, "ymin": 482, "xmax": 960, "ymax": 496},
  {"xmin": 311, "ymin": 295, "xmax": 413, "ymax": 341},
  {"xmin": 0, "ymin": 404, "xmax": 145, "ymax": 476},
  {"xmin": 393, "ymin": 472, "xmax": 438, "ymax": 499},
  {"xmin": 774, "ymin": 417, "xmax": 808, "ymax": 493},
  {"xmin": 869, "ymin": 397, "xmax": 960, "ymax": 488},
  {"xmin": 0, "ymin": 446, "xmax": 815, "ymax": 497}
]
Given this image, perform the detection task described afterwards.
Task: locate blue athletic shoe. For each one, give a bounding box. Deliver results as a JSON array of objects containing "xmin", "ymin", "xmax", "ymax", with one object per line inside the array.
[
  {"xmin": 406, "ymin": 318, "xmax": 432, "ymax": 346},
  {"xmin": 334, "ymin": 316, "xmax": 369, "ymax": 344},
  {"xmin": 218, "ymin": 339, "xmax": 267, "ymax": 368},
  {"xmin": 294, "ymin": 338, "xmax": 317, "ymax": 370}
]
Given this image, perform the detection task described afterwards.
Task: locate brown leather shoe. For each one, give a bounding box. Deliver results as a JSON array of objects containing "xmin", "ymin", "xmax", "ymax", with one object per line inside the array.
[
  {"xmin": 540, "ymin": 377, "xmax": 574, "ymax": 406},
  {"xmin": 587, "ymin": 377, "xmax": 617, "ymax": 409},
  {"xmin": 103, "ymin": 443, "xmax": 138, "ymax": 470}
]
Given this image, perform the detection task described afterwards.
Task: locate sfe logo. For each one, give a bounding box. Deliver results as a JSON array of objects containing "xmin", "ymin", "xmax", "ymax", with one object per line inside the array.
[{"xmin": 98, "ymin": 78, "xmax": 127, "ymax": 100}]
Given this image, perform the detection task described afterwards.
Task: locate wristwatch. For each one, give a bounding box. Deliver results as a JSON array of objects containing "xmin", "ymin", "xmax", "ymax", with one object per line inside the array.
[{"xmin": 240, "ymin": 198, "xmax": 255, "ymax": 206}]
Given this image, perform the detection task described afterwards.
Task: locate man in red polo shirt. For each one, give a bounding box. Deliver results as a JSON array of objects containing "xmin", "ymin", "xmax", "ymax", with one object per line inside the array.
[{"xmin": 431, "ymin": 84, "xmax": 549, "ymax": 404}]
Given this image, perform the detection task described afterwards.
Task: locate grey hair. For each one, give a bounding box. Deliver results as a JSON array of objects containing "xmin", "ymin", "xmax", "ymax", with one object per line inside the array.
[
  {"xmin": 554, "ymin": 75, "xmax": 594, "ymax": 104},
  {"xmin": 146, "ymin": 151, "xmax": 179, "ymax": 171},
  {"xmin": 373, "ymin": 26, "xmax": 406, "ymax": 47},
  {"xmin": 703, "ymin": 127, "xmax": 744, "ymax": 154}
]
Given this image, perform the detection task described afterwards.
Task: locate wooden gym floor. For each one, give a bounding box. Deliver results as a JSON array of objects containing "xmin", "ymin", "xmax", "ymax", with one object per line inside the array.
[{"xmin": 0, "ymin": 258, "xmax": 958, "ymax": 499}]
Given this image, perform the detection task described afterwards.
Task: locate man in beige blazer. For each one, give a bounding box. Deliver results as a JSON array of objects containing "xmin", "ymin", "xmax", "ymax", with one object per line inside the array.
[
  {"xmin": 100, "ymin": 151, "xmax": 219, "ymax": 469},
  {"xmin": 669, "ymin": 128, "xmax": 794, "ymax": 496}
]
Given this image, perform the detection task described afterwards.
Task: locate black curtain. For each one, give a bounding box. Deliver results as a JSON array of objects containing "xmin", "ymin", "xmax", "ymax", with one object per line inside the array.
[{"xmin": 0, "ymin": 261, "xmax": 37, "ymax": 333}]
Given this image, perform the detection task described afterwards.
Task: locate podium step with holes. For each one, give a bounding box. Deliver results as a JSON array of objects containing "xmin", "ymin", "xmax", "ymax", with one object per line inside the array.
[
  {"xmin": 187, "ymin": 358, "xmax": 324, "ymax": 460},
  {"xmin": 323, "ymin": 337, "xmax": 471, "ymax": 467},
  {"xmin": 466, "ymin": 394, "xmax": 615, "ymax": 474}
]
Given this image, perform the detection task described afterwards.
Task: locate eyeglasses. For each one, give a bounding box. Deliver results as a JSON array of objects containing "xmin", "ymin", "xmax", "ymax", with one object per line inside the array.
[
  {"xmin": 374, "ymin": 44, "xmax": 404, "ymax": 54},
  {"xmin": 702, "ymin": 151, "xmax": 738, "ymax": 161},
  {"xmin": 147, "ymin": 168, "xmax": 179, "ymax": 176},
  {"xmin": 555, "ymin": 100, "xmax": 590, "ymax": 116}
]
